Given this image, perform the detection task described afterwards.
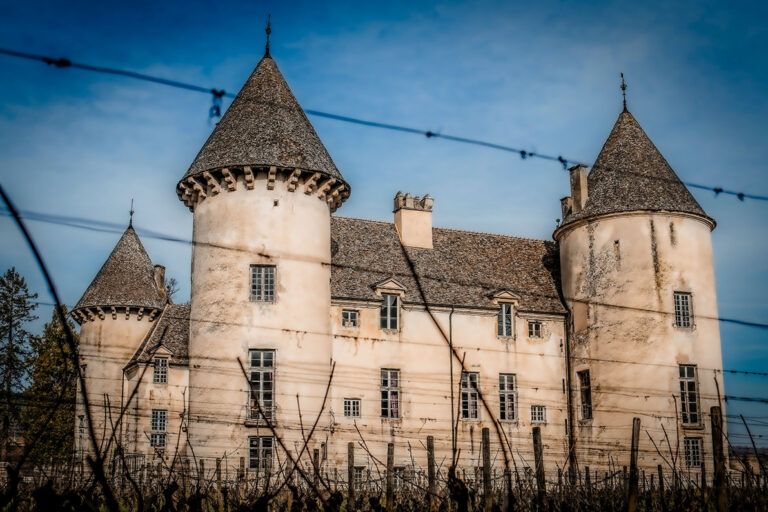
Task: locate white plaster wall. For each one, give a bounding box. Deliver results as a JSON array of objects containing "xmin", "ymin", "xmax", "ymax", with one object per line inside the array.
[
  {"xmin": 75, "ymin": 315, "xmax": 155, "ymax": 455},
  {"xmin": 557, "ymin": 212, "xmax": 724, "ymax": 474},
  {"xmin": 187, "ymin": 174, "xmax": 334, "ymax": 469},
  {"xmin": 329, "ymin": 303, "xmax": 569, "ymax": 477},
  {"xmin": 123, "ymin": 360, "xmax": 190, "ymax": 459}
]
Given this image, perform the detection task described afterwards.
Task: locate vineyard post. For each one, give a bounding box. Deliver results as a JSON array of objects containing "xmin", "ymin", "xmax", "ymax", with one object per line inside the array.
[
  {"xmin": 533, "ymin": 426, "xmax": 546, "ymax": 510},
  {"xmin": 627, "ymin": 417, "xmax": 641, "ymax": 512},
  {"xmin": 482, "ymin": 427, "xmax": 491, "ymax": 512},
  {"xmin": 215, "ymin": 457, "xmax": 222, "ymax": 490},
  {"xmin": 657, "ymin": 465, "xmax": 666, "ymax": 512},
  {"xmin": 427, "ymin": 435, "xmax": 436, "ymax": 509},
  {"xmin": 199, "ymin": 458, "xmax": 205, "ymax": 487},
  {"xmin": 347, "ymin": 442, "xmax": 355, "ymax": 505},
  {"xmin": 313, "ymin": 448, "xmax": 320, "ymax": 488},
  {"xmin": 386, "ymin": 442, "xmax": 395, "ymax": 511},
  {"xmin": 585, "ymin": 465, "xmax": 592, "ymax": 499},
  {"xmin": 711, "ymin": 406, "xmax": 728, "ymax": 512}
]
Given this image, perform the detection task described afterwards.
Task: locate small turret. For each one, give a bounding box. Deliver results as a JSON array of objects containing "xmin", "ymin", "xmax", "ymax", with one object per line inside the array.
[{"xmin": 73, "ymin": 223, "xmax": 167, "ymax": 455}]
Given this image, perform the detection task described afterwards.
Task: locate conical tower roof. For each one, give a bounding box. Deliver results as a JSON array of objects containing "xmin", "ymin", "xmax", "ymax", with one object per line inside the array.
[
  {"xmin": 181, "ymin": 55, "xmax": 344, "ymax": 182},
  {"xmin": 74, "ymin": 225, "xmax": 166, "ymax": 312},
  {"xmin": 561, "ymin": 110, "xmax": 712, "ymax": 227}
]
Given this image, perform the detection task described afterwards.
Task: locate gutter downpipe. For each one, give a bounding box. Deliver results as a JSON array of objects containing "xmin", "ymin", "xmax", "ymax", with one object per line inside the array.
[{"xmin": 449, "ymin": 306, "xmax": 456, "ymax": 460}]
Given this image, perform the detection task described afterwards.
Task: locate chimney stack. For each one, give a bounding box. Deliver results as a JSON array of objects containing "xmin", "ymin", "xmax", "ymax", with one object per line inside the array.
[
  {"xmin": 394, "ymin": 192, "xmax": 434, "ymax": 249},
  {"xmin": 569, "ymin": 164, "xmax": 589, "ymax": 214}
]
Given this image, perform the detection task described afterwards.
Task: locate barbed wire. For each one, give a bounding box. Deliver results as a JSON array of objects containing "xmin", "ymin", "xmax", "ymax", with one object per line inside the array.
[
  {"xmin": 1, "ymin": 47, "xmax": 767, "ymax": 204},
  {"xmin": 3, "ymin": 205, "xmax": 767, "ymax": 334}
]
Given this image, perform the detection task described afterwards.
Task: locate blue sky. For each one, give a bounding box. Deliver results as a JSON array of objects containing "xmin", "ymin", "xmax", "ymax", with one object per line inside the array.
[{"xmin": 1, "ymin": 0, "xmax": 767, "ymax": 444}]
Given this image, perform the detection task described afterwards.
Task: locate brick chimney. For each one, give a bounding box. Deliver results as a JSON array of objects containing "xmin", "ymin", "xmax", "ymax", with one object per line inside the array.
[
  {"xmin": 569, "ymin": 164, "xmax": 589, "ymax": 214},
  {"xmin": 394, "ymin": 192, "xmax": 434, "ymax": 249}
]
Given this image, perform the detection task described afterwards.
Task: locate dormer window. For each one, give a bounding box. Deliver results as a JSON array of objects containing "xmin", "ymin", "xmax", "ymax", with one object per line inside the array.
[
  {"xmin": 153, "ymin": 357, "xmax": 168, "ymax": 384},
  {"xmin": 498, "ymin": 303, "xmax": 514, "ymax": 337},
  {"xmin": 380, "ymin": 294, "xmax": 399, "ymax": 330}
]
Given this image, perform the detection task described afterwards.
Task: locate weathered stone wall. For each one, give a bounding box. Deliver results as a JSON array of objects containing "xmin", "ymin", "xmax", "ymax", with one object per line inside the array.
[{"xmin": 558, "ymin": 212, "xmax": 724, "ymax": 472}]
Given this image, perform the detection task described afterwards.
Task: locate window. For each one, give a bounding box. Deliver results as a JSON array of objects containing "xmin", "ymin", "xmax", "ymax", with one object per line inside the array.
[
  {"xmin": 344, "ymin": 398, "xmax": 361, "ymax": 418},
  {"xmin": 528, "ymin": 320, "xmax": 542, "ymax": 338},
  {"xmin": 249, "ymin": 436, "xmax": 274, "ymax": 471},
  {"xmin": 461, "ymin": 372, "xmax": 479, "ymax": 420},
  {"xmin": 249, "ymin": 350, "xmax": 275, "ymax": 423},
  {"xmin": 150, "ymin": 409, "xmax": 167, "ymax": 448},
  {"xmin": 342, "ymin": 309, "xmax": 359, "ymax": 328},
  {"xmin": 531, "ymin": 405, "xmax": 546, "ymax": 424},
  {"xmin": 353, "ymin": 466, "xmax": 365, "ymax": 491},
  {"xmin": 498, "ymin": 303, "xmax": 513, "ymax": 337},
  {"xmin": 381, "ymin": 369, "xmax": 401, "ymax": 418},
  {"xmin": 153, "ymin": 357, "xmax": 168, "ymax": 384},
  {"xmin": 578, "ymin": 370, "xmax": 593, "ymax": 420},
  {"xmin": 499, "ymin": 374, "xmax": 517, "ymax": 421},
  {"xmin": 679, "ymin": 365, "xmax": 700, "ymax": 425},
  {"xmin": 250, "ymin": 265, "xmax": 276, "ymax": 302},
  {"xmin": 380, "ymin": 294, "xmax": 399, "ymax": 330},
  {"xmin": 684, "ymin": 437, "xmax": 702, "ymax": 467},
  {"xmin": 674, "ymin": 292, "xmax": 693, "ymax": 328}
]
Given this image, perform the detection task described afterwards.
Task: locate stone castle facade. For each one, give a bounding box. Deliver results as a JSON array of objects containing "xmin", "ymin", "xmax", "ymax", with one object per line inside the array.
[{"xmin": 72, "ymin": 48, "xmax": 725, "ymax": 481}]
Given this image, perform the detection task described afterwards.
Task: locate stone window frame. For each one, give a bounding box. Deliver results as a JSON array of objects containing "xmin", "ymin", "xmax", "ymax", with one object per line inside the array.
[
  {"xmin": 250, "ymin": 264, "xmax": 276, "ymax": 303},
  {"xmin": 683, "ymin": 437, "xmax": 702, "ymax": 468},
  {"xmin": 499, "ymin": 373, "xmax": 518, "ymax": 422},
  {"xmin": 492, "ymin": 291, "xmax": 520, "ymax": 340},
  {"xmin": 150, "ymin": 409, "xmax": 167, "ymax": 448},
  {"xmin": 248, "ymin": 349, "xmax": 275, "ymax": 424},
  {"xmin": 152, "ymin": 357, "xmax": 168, "ymax": 385},
  {"xmin": 531, "ymin": 404, "xmax": 547, "ymax": 424},
  {"xmin": 577, "ymin": 369, "xmax": 593, "ymax": 421},
  {"xmin": 343, "ymin": 398, "xmax": 361, "ymax": 418},
  {"xmin": 527, "ymin": 320, "xmax": 543, "ymax": 339},
  {"xmin": 460, "ymin": 371, "xmax": 480, "ymax": 421},
  {"xmin": 248, "ymin": 435, "xmax": 274, "ymax": 471},
  {"xmin": 673, "ymin": 291, "xmax": 694, "ymax": 329},
  {"xmin": 679, "ymin": 364, "xmax": 701, "ymax": 426},
  {"xmin": 380, "ymin": 368, "xmax": 401, "ymax": 419},
  {"xmin": 342, "ymin": 309, "xmax": 359, "ymax": 328}
]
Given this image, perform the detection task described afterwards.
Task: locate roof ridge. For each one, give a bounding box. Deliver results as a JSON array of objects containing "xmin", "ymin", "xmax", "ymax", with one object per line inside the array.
[{"xmin": 332, "ymin": 215, "xmax": 551, "ymax": 244}]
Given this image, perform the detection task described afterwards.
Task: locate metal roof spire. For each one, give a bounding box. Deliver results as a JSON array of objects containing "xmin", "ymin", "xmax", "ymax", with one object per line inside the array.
[
  {"xmin": 620, "ymin": 72, "xmax": 628, "ymax": 112},
  {"xmin": 129, "ymin": 198, "xmax": 134, "ymax": 227},
  {"xmin": 265, "ymin": 15, "xmax": 272, "ymax": 58}
]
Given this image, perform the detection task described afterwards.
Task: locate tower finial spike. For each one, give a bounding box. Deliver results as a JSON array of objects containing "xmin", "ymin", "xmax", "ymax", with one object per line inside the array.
[
  {"xmin": 265, "ymin": 14, "xmax": 272, "ymax": 57},
  {"xmin": 129, "ymin": 198, "xmax": 134, "ymax": 227},
  {"xmin": 620, "ymin": 72, "xmax": 628, "ymax": 112}
]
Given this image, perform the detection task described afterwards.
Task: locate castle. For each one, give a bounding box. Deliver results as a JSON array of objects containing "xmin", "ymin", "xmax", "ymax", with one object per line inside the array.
[{"xmin": 72, "ymin": 43, "xmax": 725, "ymax": 482}]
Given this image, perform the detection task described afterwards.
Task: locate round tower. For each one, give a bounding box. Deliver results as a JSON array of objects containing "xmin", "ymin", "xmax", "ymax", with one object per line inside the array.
[
  {"xmin": 72, "ymin": 223, "xmax": 167, "ymax": 456},
  {"xmin": 554, "ymin": 108, "xmax": 724, "ymax": 474},
  {"xmin": 177, "ymin": 47, "xmax": 350, "ymax": 465}
]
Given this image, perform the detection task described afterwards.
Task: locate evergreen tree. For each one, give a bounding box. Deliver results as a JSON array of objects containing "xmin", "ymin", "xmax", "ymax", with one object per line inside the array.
[
  {"xmin": 0, "ymin": 267, "xmax": 38, "ymax": 460},
  {"xmin": 22, "ymin": 307, "xmax": 77, "ymax": 464}
]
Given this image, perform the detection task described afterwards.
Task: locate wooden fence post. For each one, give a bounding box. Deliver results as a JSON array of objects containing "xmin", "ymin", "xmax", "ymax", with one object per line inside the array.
[
  {"xmin": 657, "ymin": 465, "xmax": 666, "ymax": 512},
  {"xmin": 313, "ymin": 448, "xmax": 320, "ymax": 487},
  {"xmin": 386, "ymin": 442, "xmax": 395, "ymax": 511},
  {"xmin": 533, "ymin": 426, "xmax": 546, "ymax": 511},
  {"xmin": 482, "ymin": 428, "xmax": 492, "ymax": 512},
  {"xmin": 348, "ymin": 442, "xmax": 355, "ymax": 505},
  {"xmin": 627, "ymin": 417, "xmax": 641, "ymax": 512},
  {"xmin": 427, "ymin": 435, "xmax": 436, "ymax": 509},
  {"xmin": 711, "ymin": 406, "xmax": 728, "ymax": 512}
]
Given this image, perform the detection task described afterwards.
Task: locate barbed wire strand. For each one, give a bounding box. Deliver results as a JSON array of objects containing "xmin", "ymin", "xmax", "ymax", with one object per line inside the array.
[{"xmin": 1, "ymin": 47, "xmax": 766, "ymax": 204}]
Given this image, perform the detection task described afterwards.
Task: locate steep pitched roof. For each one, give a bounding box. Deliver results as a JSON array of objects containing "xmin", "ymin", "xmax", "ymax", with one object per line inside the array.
[
  {"xmin": 182, "ymin": 56, "xmax": 344, "ymax": 182},
  {"xmin": 331, "ymin": 217, "xmax": 565, "ymax": 314},
  {"xmin": 74, "ymin": 226, "xmax": 166, "ymax": 311},
  {"xmin": 561, "ymin": 110, "xmax": 711, "ymax": 226},
  {"xmin": 128, "ymin": 304, "xmax": 190, "ymax": 367}
]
